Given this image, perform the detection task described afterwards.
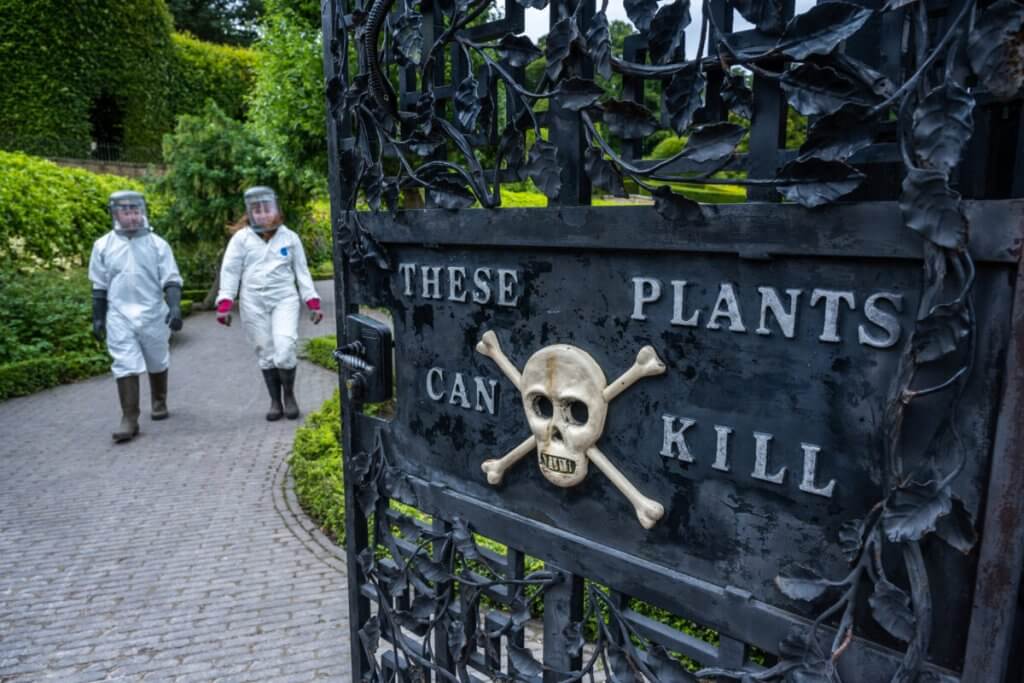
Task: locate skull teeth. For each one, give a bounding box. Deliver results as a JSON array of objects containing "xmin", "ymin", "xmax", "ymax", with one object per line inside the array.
[{"xmin": 539, "ymin": 452, "xmax": 577, "ymax": 474}]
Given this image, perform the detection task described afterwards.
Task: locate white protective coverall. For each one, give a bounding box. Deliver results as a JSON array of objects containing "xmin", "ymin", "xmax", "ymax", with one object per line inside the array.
[
  {"xmin": 216, "ymin": 225, "xmax": 318, "ymax": 370},
  {"xmin": 89, "ymin": 232, "xmax": 183, "ymax": 378}
]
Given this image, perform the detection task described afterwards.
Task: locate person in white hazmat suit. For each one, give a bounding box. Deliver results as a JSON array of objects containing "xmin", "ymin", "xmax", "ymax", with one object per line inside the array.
[
  {"xmin": 89, "ymin": 191, "xmax": 184, "ymax": 443},
  {"xmin": 215, "ymin": 187, "xmax": 323, "ymax": 421}
]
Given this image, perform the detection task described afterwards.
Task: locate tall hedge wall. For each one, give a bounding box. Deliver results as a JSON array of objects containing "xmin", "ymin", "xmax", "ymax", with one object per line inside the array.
[{"xmin": 0, "ymin": 1, "xmax": 255, "ymax": 162}]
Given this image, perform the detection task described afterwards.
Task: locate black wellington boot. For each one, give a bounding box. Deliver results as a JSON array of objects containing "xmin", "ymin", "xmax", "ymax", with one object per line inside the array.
[
  {"xmin": 113, "ymin": 375, "xmax": 141, "ymax": 442},
  {"xmin": 262, "ymin": 369, "xmax": 284, "ymax": 421},
  {"xmin": 279, "ymin": 367, "xmax": 300, "ymax": 420},
  {"xmin": 149, "ymin": 370, "xmax": 169, "ymax": 420}
]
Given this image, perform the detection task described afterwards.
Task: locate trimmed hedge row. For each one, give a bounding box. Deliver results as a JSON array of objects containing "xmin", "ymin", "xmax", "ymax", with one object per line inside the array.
[
  {"xmin": 0, "ymin": 352, "xmax": 110, "ymax": 402},
  {"xmin": 0, "ymin": 0, "xmax": 255, "ymax": 162}
]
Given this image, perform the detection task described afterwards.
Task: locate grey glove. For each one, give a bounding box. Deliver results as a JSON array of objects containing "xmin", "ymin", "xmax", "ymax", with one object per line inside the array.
[
  {"xmin": 92, "ymin": 289, "xmax": 108, "ymax": 342},
  {"xmin": 164, "ymin": 284, "xmax": 183, "ymax": 332}
]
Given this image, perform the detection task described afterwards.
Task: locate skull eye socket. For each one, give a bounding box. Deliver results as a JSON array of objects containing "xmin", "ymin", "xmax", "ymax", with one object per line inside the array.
[
  {"xmin": 567, "ymin": 400, "xmax": 589, "ymax": 425},
  {"xmin": 532, "ymin": 395, "xmax": 554, "ymax": 419}
]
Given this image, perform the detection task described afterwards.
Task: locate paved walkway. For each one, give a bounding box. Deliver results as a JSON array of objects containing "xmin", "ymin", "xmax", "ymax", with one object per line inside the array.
[{"xmin": 0, "ymin": 282, "xmax": 351, "ymax": 682}]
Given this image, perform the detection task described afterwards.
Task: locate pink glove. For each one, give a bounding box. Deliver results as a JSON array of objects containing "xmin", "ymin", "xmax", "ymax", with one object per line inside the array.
[
  {"xmin": 216, "ymin": 299, "xmax": 233, "ymax": 326},
  {"xmin": 306, "ymin": 298, "xmax": 323, "ymax": 324}
]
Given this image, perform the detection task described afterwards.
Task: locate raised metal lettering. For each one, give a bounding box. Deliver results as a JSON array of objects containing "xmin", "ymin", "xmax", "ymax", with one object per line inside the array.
[{"xmin": 660, "ymin": 414, "xmax": 696, "ymax": 462}]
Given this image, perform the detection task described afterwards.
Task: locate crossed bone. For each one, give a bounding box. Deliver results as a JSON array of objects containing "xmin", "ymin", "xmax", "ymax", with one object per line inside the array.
[{"xmin": 476, "ymin": 331, "xmax": 667, "ymax": 529}]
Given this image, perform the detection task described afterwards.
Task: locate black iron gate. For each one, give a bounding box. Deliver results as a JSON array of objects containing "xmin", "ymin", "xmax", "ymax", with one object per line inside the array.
[{"xmin": 321, "ymin": 0, "xmax": 1024, "ymax": 679}]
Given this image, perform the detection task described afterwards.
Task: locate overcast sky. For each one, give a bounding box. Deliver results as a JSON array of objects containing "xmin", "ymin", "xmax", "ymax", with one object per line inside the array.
[{"xmin": 520, "ymin": 0, "xmax": 817, "ymax": 59}]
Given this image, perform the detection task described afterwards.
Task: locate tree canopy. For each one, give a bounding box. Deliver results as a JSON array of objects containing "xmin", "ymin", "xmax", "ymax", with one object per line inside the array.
[{"xmin": 167, "ymin": 0, "xmax": 265, "ymax": 45}]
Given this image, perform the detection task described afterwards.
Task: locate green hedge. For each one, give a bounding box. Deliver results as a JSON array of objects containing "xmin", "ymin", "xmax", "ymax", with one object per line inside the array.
[
  {"xmin": 301, "ymin": 335, "xmax": 338, "ymax": 370},
  {"xmin": 0, "ymin": 152, "xmax": 146, "ymax": 269},
  {"xmin": 0, "ymin": 352, "xmax": 110, "ymax": 402},
  {"xmin": 0, "ymin": 0, "xmax": 254, "ymax": 162}
]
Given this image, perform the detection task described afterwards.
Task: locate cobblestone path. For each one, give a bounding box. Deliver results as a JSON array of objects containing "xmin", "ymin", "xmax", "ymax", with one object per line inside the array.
[{"xmin": 0, "ymin": 283, "xmax": 351, "ymax": 682}]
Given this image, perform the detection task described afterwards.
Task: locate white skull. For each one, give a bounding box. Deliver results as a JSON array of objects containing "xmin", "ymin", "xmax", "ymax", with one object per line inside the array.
[{"xmin": 519, "ymin": 345, "xmax": 608, "ymax": 487}]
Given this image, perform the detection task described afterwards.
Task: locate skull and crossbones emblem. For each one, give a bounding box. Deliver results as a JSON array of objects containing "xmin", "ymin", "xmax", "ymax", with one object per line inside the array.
[{"xmin": 476, "ymin": 330, "xmax": 668, "ymax": 529}]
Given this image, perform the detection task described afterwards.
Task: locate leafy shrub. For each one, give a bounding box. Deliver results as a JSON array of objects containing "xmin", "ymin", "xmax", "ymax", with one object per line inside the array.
[
  {"xmin": 651, "ymin": 135, "xmax": 686, "ymax": 159},
  {"xmin": 0, "ymin": 151, "xmax": 145, "ymax": 269},
  {"xmin": 0, "ymin": 352, "xmax": 110, "ymax": 402},
  {"xmin": 0, "ymin": 268, "xmax": 103, "ymax": 365},
  {"xmin": 302, "ymin": 335, "xmax": 339, "ymax": 371},
  {"xmin": 289, "ymin": 390, "xmax": 347, "ymax": 540}
]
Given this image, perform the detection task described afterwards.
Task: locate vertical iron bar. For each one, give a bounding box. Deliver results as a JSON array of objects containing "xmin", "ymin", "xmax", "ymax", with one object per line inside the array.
[
  {"xmin": 542, "ymin": 566, "xmax": 584, "ymax": 682},
  {"xmin": 746, "ymin": 0, "xmax": 793, "ymax": 202},
  {"xmin": 962, "ymin": 251, "xmax": 1024, "ymax": 682},
  {"xmin": 322, "ymin": 1, "xmax": 372, "ymax": 679},
  {"xmin": 547, "ymin": 0, "xmax": 594, "ymax": 207}
]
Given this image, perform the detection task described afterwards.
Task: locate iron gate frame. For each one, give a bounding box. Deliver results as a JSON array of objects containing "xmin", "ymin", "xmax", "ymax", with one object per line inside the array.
[{"xmin": 319, "ymin": 0, "xmax": 1024, "ymax": 680}]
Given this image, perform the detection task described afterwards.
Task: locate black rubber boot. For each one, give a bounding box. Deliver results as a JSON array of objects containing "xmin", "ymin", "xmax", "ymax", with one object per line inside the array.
[
  {"xmin": 279, "ymin": 367, "xmax": 300, "ymax": 420},
  {"xmin": 149, "ymin": 370, "xmax": 169, "ymax": 420},
  {"xmin": 113, "ymin": 375, "xmax": 141, "ymax": 442},
  {"xmin": 262, "ymin": 369, "xmax": 284, "ymax": 421}
]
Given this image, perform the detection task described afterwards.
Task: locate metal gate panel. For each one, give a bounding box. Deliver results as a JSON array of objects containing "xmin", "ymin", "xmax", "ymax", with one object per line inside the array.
[{"xmin": 320, "ymin": 0, "xmax": 1024, "ymax": 679}]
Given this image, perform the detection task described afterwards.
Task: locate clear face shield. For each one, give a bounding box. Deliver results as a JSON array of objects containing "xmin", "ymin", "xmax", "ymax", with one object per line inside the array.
[
  {"xmin": 244, "ymin": 187, "xmax": 282, "ymax": 234},
  {"xmin": 108, "ymin": 191, "xmax": 150, "ymax": 236}
]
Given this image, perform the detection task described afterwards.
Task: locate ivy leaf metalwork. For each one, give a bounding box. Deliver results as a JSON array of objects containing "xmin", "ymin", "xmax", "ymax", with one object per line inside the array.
[
  {"xmin": 869, "ymin": 578, "xmax": 916, "ymax": 642},
  {"xmin": 776, "ymin": 2, "xmax": 874, "ymax": 60},
  {"xmin": 838, "ymin": 518, "xmax": 866, "ymax": 563},
  {"xmin": 527, "ymin": 140, "xmax": 563, "ymax": 199},
  {"xmin": 883, "ymin": 478, "xmax": 953, "ymax": 543},
  {"xmin": 428, "ymin": 178, "xmax": 476, "ymax": 210},
  {"xmin": 586, "ymin": 10, "xmax": 612, "ymax": 80},
  {"xmin": 446, "ymin": 617, "xmax": 467, "ymax": 661},
  {"xmin": 899, "ymin": 168, "xmax": 967, "ymax": 250},
  {"xmin": 497, "ymin": 33, "xmax": 542, "ymax": 67},
  {"xmin": 384, "ymin": 466, "xmax": 417, "ymax": 505},
  {"xmin": 358, "ymin": 615, "xmax": 381, "ymax": 656},
  {"xmin": 408, "ymin": 130, "xmax": 446, "ymax": 157},
  {"xmin": 913, "ymin": 304, "xmax": 970, "ymax": 364},
  {"xmin": 608, "ymin": 644, "xmax": 642, "ymax": 682},
  {"xmin": 799, "ymin": 103, "xmax": 878, "ymax": 162},
  {"xmin": 967, "ymin": 0, "xmax": 1024, "ymax": 100},
  {"xmin": 391, "ymin": 11, "xmax": 423, "ymax": 66},
  {"xmin": 776, "ymin": 158, "xmax": 864, "ymax": 207},
  {"xmin": 508, "ymin": 643, "xmax": 544, "ymax": 676},
  {"xmin": 680, "ymin": 122, "xmax": 745, "ymax": 162},
  {"xmin": 912, "ymin": 81, "xmax": 975, "ymax": 174},
  {"xmin": 602, "ymin": 99, "xmax": 660, "ymax": 138},
  {"xmin": 652, "ymin": 186, "xmax": 705, "ymax": 224},
  {"xmin": 546, "ymin": 14, "xmax": 581, "ymax": 81},
  {"xmin": 935, "ymin": 496, "xmax": 978, "ymax": 554},
  {"xmin": 663, "ymin": 65, "xmax": 706, "ymax": 134},
  {"xmin": 775, "ymin": 565, "xmax": 832, "ymax": 601},
  {"xmin": 721, "ymin": 72, "xmax": 753, "ymax": 119},
  {"xmin": 499, "ymin": 123, "xmax": 528, "ymax": 181},
  {"xmin": 728, "ymin": 0, "xmax": 784, "ymax": 34},
  {"xmin": 625, "ymin": 0, "xmax": 659, "ymax": 32},
  {"xmin": 455, "ymin": 74, "xmax": 483, "ymax": 130},
  {"xmin": 560, "ymin": 77, "xmax": 605, "ymax": 111},
  {"xmin": 585, "ymin": 146, "xmax": 627, "ymax": 197},
  {"xmin": 779, "ymin": 63, "xmax": 878, "ymax": 116},
  {"xmin": 648, "ymin": 0, "xmax": 692, "ymax": 65}
]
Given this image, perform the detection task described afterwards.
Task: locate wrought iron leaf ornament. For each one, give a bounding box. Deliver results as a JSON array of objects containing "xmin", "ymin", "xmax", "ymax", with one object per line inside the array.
[
  {"xmin": 967, "ymin": 0, "xmax": 1024, "ymax": 100},
  {"xmin": 799, "ymin": 104, "xmax": 878, "ymax": 162},
  {"xmin": 680, "ymin": 122, "xmax": 745, "ymax": 162},
  {"xmin": 869, "ymin": 579, "xmax": 917, "ymax": 643},
  {"xmin": 603, "ymin": 99, "xmax": 660, "ymax": 138},
  {"xmin": 776, "ymin": 158, "xmax": 864, "ymax": 207},
  {"xmin": 647, "ymin": 0, "xmax": 692, "ymax": 65},
  {"xmin": 775, "ymin": 2, "xmax": 874, "ymax": 60},
  {"xmin": 392, "ymin": 11, "xmax": 423, "ymax": 65},
  {"xmin": 497, "ymin": 33, "xmax": 541, "ymax": 67},
  {"xmin": 586, "ymin": 10, "xmax": 612, "ymax": 80},
  {"xmin": 779, "ymin": 63, "xmax": 877, "ymax": 116},
  {"xmin": 585, "ymin": 146, "xmax": 628, "ymax": 196},
  {"xmin": 560, "ymin": 77, "xmax": 605, "ymax": 111},
  {"xmin": 664, "ymin": 65, "xmax": 706, "ymax": 134},
  {"xmin": 625, "ymin": 0, "xmax": 660, "ymax": 31},
  {"xmin": 728, "ymin": 0, "xmax": 784, "ymax": 34},
  {"xmin": 900, "ymin": 169, "xmax": 967, "ymax": 250},
  {"xmin": 546, "ymin": 14, "xmax": 581, "ymax": 81},
  {"xmin": 912, "ymin": 82, "xmax": 975, "ymax": 174},
  {"xmin": 526, "ymin": 140, "xmax": 563, "ymax": 199}
]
